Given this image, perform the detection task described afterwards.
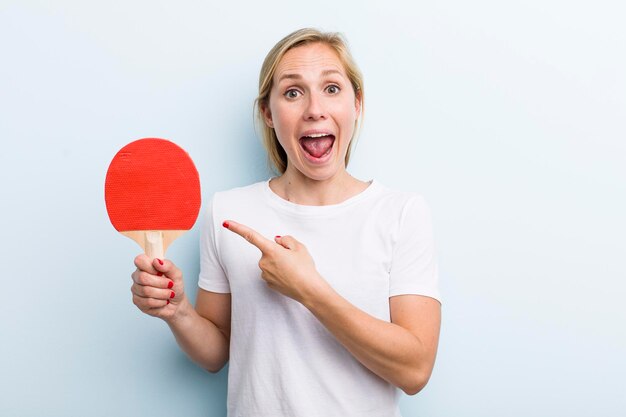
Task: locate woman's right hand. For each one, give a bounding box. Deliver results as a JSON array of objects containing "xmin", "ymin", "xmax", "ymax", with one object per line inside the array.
[{"xmin": 131, "ymin": 254, "xmax": 185, "ymax": 321}]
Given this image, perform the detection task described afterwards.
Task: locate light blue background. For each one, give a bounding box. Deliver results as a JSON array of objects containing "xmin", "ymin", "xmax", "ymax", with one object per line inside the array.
[{"xmin": 1, "ymin": 1, "xmax": 624, "ymax": 416}]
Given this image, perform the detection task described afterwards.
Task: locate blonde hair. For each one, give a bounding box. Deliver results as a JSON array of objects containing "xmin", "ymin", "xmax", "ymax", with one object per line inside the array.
[{"xmin": 254, "ymin": 28, "xmax": 364, "ymax": 174}]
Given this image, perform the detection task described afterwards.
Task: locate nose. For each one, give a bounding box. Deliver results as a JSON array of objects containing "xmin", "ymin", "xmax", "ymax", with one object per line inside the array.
[{"xmin": 303, "ymin": 92, "xmax": 327, "ymax": 121}]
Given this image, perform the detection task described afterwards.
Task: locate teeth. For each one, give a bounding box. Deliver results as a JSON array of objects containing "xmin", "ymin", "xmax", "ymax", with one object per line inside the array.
[{"xmin": 304, "ymin": 133, "xmax": 331, "ymax": 138}]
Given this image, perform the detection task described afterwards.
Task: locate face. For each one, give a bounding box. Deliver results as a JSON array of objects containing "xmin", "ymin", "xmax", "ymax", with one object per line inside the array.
[{"xmin": 262, "ymin": 42, "xmax": 361, "ymax": 182}]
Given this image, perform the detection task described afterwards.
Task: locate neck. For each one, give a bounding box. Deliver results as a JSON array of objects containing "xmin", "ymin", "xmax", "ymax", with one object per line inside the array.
[{"xmin": 270, "ymin": 167, "xmax": 368, "ymax": 206}]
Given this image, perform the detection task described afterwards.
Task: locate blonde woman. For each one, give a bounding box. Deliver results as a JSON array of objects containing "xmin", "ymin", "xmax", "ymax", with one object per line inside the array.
[{"xmin": 131, "ymin": 28, "xmax": 441, "ymax": 416}]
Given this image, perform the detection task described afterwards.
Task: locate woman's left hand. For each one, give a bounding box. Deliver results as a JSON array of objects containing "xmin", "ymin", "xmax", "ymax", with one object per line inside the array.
[{"xmin": 223, "ymin": 220, "xmax": 329, "ymax": 303}]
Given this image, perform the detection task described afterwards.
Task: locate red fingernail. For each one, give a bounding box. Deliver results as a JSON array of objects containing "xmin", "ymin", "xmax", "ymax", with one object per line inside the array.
[
  {"xmin": 275, "ymin": 235, "xmax": 281, "ymax": 239},
  {"xmin": 222, "ymin": 221, "xmax": 229, "ymax": 228},
  {"xmin": 166, "ymin": 300, "xmax": 170, "ymax": 305},
  {"xmin": 170, "ymin": 291, "xmax": 175, "ymax": 299},
  {"xmin": 157, "ymin": 258, "xmax": 164, "ymax": 265},
  {"xmin": 156, "ymin": 272, "xmax": 163, "ymax": 277},
  {"xmin": 167, "ymin": 280, "xmax": 174, "ymax": 289}
]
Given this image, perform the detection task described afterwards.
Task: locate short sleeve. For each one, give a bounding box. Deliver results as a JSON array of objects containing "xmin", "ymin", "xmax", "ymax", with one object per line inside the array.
[
  {"xmin": 198, "ymin": 196, "xmax": 231, "ymax": 293},
  {"xmin": 388, "ymin": 195, "xmax": 441, "ymax": 302}
]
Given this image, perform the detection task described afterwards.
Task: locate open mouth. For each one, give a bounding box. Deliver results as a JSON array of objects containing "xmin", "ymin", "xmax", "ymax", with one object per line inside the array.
[{"xmin": 299, "ymin": 133, "xmax": 335, "ymax": 159}]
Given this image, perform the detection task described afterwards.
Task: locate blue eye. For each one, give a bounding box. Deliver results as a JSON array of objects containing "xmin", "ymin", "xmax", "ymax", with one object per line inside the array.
[{"xmin": 326, "ymin": 85, "xmax": 340, "ymax": 94}]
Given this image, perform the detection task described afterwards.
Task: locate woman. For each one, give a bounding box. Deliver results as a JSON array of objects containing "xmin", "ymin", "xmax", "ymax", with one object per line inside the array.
[{"xmin": 131, "ymin": 28, "xmax": 441, "ymax": 416}]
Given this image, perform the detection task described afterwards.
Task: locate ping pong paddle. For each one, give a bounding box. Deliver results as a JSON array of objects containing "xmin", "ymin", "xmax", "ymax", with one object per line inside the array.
[{"xmin": 104, "ymin": 138, "xmax": 201, "ymax": 259}]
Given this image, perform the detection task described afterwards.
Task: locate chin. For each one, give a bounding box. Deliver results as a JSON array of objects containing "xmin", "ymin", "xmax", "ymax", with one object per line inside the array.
[{"xmin": 296, "ymin": 160, "xmax": 346, "ymax": 182}]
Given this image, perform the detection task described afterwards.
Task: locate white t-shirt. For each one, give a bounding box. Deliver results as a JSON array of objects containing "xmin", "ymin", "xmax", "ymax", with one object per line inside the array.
[{"xmin": 198, "ymin": 179, "xmax": 440, "ymax": 417}]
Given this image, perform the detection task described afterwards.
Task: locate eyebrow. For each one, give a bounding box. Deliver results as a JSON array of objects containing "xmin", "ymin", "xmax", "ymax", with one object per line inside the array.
[{"xmin": 277, "ymin": 69, "xmax": 344, "ymax": 83}]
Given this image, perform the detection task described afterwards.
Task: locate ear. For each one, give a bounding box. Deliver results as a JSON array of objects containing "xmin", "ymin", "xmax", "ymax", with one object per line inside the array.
[{"xmin": 260, "ymin": 101, "xmax": 274, "ymax": 128}]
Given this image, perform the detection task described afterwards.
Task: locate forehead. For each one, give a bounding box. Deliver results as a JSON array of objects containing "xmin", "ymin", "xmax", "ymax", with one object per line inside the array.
[{"xmin": 274, "ymin": 43, "xmax": 348, "ymax": 81}]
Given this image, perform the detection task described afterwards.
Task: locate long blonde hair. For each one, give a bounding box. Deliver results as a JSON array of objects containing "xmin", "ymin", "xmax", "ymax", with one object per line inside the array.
[{"xmin": 254, "ymin": 28, "xmax": 364, "ymax": 174}]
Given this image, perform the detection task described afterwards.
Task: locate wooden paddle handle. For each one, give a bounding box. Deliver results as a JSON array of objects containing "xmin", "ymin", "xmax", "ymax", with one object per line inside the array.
[
  {"xmin": 145, "ymin": 231, "xmax": 164, "ymax": 260},
  {"xmin": 120, "ymin": 230, "xmax": 187, "ymax": 259}
]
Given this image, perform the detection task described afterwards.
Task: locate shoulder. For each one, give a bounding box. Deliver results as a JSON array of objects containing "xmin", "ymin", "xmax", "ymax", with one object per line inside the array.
[
  {"xmin": 210, "ymin": 180, "xmax": 268, "ymax": 208},
  {"xmin": 365, "ymin": 182, "xmax": 434, "ymax": 243},
  {"xmin": 370, "ymin": 181, "xmax": 430, "ymax": 216},
  {"xmin": 200, "ymin": 180, "xmax": 269, "ymax": 245}
]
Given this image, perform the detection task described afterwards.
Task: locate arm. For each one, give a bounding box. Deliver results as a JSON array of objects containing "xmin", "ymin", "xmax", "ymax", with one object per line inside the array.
[
  {"xmin": 131, "ymin": 255, "xmax": 231, "ymax": 373},
  {"xmin": 302, "ymin": 287, "xmax": 440, "ymax": 395},
  {"xmin": 223, "ymin": 220, "xmax": 441, "ymax": 394},
  {"xmin": 166, "ymin": 289, "xmax": 231, "ymax": 373},
  {"xmin": 305, "ymin": 195, "xmax": 441, "ymax": 393}
]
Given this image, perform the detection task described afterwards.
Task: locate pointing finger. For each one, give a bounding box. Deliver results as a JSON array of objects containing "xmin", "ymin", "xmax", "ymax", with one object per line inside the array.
[{"xmin": 223, "ymin": 220, "xmax": 275, "ymax": 253}]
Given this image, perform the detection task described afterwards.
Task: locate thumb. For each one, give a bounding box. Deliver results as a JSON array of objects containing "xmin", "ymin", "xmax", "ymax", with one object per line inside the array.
[
  {"xmin": 274, "ymin": 235, "xmax": 299, "ymax": 250},
  {"xmin": 153, "ymin": 258, "xmax": 183, "ymax": 284}
]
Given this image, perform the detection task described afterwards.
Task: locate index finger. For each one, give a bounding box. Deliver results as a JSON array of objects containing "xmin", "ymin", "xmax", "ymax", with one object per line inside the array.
[{"xmin": 223, "ymin": 220, "xmax": 275, "ymax": 253}]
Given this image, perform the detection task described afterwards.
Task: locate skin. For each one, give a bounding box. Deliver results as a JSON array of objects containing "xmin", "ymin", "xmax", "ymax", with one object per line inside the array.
[
  {"xmin": 261, "ymin": 42, "xmax": 366, "ymax": 205},
  {"xmin": 131, "ymin": 42, "xmax": 441, "ymax": 395}
]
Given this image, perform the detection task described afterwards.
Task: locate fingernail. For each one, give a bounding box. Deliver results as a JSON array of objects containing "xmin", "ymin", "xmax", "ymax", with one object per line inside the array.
[
  {"xmin": 167, "ymin": 280, "xmax": 174, "ymax": 289},
  {"xmin": 157, "ymin": 258, "xmax": 164, "ymax": 266},
  {"xmin": 156, "ymin": 272, "xmax": 163, "ymax": 277},
  {"xmin": 275, "ymin": 235, "xmax": 281, "ymax": 239},
  {"xmin": 166, "ymin": 300, "xmax": 170, "ymax": 305},
  {"xmin": 222, "ymin": 221, "xmax": 229, "ymax": 228},
  {"xmin": 170, "ymin": 291, "xmax": 175, "ymax": 299}
]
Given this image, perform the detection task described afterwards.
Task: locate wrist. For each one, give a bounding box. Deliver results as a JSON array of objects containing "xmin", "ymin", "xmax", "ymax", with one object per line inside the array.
[{"xmin": 300, "ymin": 275, "xmax": 336, "ymax": 312}]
